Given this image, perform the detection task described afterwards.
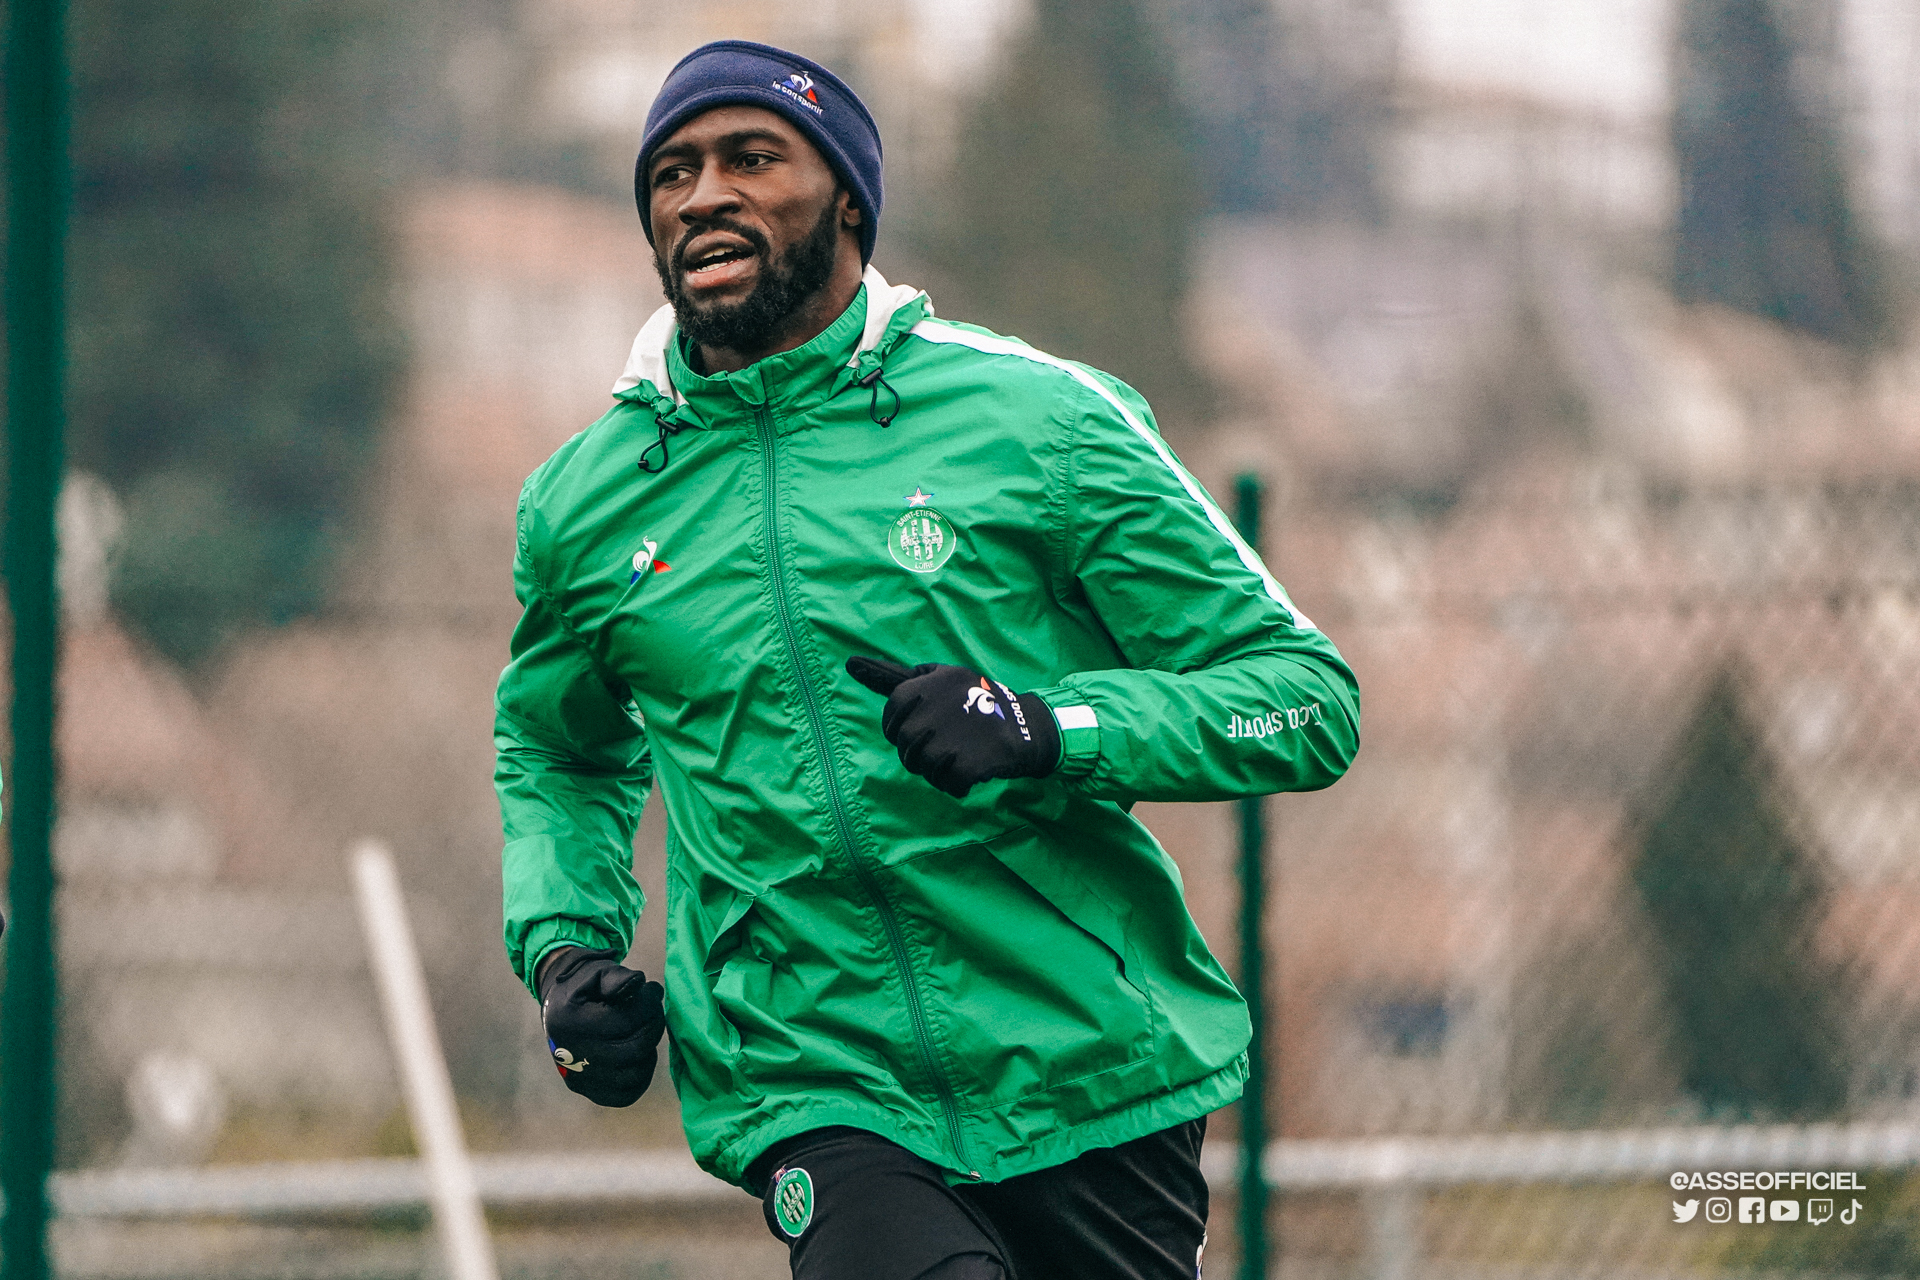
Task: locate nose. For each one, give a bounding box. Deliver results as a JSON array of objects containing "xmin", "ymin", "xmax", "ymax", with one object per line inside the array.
[{"xmin": 675, "ymin": 160, "xmax": 741, "ymax": 230}]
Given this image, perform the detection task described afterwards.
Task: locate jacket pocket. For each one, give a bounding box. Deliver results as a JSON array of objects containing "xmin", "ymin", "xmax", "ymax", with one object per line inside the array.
[
  {"xmin": 670, "ymin": 872, "xmax": 757, "ymax": 1058},
  {"xmin": 701, "ymin": 890, "xmax": 758, "ymax": 980},
  {"xmin": 886, "ymin": 831, "xmax": 1155, "ymax": 1110},
  {"xmin": 707, "ymin": 895, "xmax": 777, "ymax": 1063}
]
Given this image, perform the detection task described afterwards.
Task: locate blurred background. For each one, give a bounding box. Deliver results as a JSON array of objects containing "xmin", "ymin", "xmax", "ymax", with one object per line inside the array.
[{"xmin": 10, "ymin": 0, "xmax": 1920, "ymax": 1274}]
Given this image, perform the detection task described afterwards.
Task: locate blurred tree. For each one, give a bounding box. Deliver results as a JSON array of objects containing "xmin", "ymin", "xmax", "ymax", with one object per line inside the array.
[
  {"xmin": 920, "ymin": 0, "xmax": 1210, "ymax": 428},
  {"xmin": 61, "ymin": 0, "xmax": 406, "ymax": 667},
  {"xmin": 1158, "ymin": 0, "xmax": 1391, "ymax": 220},
  {"xmin": 1673, "ymin": 0, "xmax": 1889, "ymax": 348},
  {"xmin": 1633, "ymin": 667, "xmax": 1849, "ymax": 1119}
]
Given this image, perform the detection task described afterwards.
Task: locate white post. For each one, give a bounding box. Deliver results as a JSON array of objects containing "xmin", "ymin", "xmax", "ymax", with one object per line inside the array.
[
  {"xmin": 351, "ymin": 840, "xmax": 500, "ymax": 1280},
  {"xmin": 1364, "ymin": 1183, "xmax": 1420, "ymax": 1280}
]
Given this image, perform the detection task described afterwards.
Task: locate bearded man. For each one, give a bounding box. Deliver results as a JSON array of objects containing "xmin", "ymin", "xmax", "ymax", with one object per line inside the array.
[{"xmin": 495, "ymin": 39, "xmax": 1359, "ymax": 1280}]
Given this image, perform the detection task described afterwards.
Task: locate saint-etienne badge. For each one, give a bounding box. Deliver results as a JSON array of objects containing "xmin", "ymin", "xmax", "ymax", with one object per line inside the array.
[
  {"xmin": 890, "ymin": 487, "xmax": 957, "ymax": 574},
  {"xmin": 772, "ymin": 1166, "xmax": 815, "ymax": 1237}
]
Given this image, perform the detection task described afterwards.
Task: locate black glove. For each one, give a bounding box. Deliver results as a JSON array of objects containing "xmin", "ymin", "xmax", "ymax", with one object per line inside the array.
[
  {"xmin": 846, "ymin": 656, "xmax": 1061, "ymax": 798},
  {"xmin": 537, "ymin": 946, "xmax": 665, "ymax": 1107}
]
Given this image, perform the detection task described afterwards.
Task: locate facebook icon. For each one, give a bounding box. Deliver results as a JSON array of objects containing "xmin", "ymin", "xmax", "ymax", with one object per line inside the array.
[{"xmin": 1739, "ymin": 1197, "xmax": 1767, "ymax": 1223}]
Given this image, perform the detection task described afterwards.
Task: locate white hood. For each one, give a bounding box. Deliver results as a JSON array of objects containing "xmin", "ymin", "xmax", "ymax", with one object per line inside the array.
[{"xmin": 611, "ymin": 265, "xmax": 927, "ymax": 400}]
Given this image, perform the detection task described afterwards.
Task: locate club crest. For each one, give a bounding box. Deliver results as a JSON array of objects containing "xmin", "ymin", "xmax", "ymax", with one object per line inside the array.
[
  {"xmin": 889, "ymin": 507, "xmax": 957, "ymax": 574},
  {"xmin": 772, "ymin": 1166, "xmax": 815, "ymax": 1237}
]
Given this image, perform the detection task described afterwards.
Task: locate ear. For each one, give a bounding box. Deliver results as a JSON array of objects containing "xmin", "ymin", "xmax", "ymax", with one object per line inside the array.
[{"xmin": 840, "ymin": 189, "xmax": 862, "ymax": 227}]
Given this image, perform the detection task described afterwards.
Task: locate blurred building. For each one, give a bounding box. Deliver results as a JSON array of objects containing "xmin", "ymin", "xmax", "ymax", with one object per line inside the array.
[{"xmin": 1389, "ymin": 0, "xmax": 1920, "ymax": 245}]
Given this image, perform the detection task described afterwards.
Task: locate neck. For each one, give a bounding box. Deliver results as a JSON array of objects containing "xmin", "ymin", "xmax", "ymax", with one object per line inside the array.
[{"xmin": 692, "ymin": 258, "xmax": 865, "ymax": 375}]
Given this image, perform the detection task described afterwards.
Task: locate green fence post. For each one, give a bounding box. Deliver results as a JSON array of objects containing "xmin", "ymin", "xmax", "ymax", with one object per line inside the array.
[
  {"xmin": 2, "ymin": 0, "xmax": 69, "ymax": 1275},
  {"xmin": 1234, "ymin": 473, "xmax": 1269, "ymax": 1280}
]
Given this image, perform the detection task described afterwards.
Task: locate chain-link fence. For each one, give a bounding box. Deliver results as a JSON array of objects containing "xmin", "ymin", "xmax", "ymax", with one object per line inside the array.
[{"xmin": 1174, "ymin": 473, "xmax": 1920, "ymax": 1279}]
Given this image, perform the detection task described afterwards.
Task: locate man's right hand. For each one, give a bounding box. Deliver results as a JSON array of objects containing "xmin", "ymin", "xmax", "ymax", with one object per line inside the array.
[{"xmin": 537, "ymin": 946, "xmax": 665, "ymax": 1107}]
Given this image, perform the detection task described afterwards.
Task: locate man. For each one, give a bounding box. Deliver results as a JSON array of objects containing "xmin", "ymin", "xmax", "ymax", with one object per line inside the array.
[{"xmin": 495, "ymin": 39, "xmax": 1359, "ymax": 1280}]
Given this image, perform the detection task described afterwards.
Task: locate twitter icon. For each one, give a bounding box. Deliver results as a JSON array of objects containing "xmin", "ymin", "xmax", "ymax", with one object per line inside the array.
[{"xmin": 1674, "ymin": 1200, "xmax": 1700, "ymax": 1223}]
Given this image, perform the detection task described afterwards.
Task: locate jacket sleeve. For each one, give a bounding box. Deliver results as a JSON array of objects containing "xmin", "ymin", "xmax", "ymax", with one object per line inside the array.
[
  {"xmin": 1030, "ymin": 376, "xmax": 1359, "ymax": 803},
  {"xmin": 495, "ymin": 487, "xmax": 653, "ymax": 998}
]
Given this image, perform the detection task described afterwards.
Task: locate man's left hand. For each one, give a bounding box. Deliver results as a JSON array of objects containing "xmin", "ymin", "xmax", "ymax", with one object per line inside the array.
[{"xmin": 846, "ymin": 656, "xmax": 1061, "ymax": 798}]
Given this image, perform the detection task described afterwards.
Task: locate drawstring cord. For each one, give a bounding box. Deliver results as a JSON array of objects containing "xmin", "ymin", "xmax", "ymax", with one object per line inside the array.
[
  {"xmin": 637, "ymin": 409, "xmax": 687, "ymax": 474},
  {"xmin": 858, "ymin": 365, "xmax": 900, "ymax": 428}
]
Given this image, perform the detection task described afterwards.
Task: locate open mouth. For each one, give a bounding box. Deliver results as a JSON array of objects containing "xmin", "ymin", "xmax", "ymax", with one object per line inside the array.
[{"xmin": 681, "ymin": 237, "xmax": 759, "ymax": 288}]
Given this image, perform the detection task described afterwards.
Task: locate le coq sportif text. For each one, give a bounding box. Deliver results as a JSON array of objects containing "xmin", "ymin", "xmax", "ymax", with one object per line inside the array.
[{"xmin": 1226, "ymin": 702, "xmax": 1325, "ymax": 741}]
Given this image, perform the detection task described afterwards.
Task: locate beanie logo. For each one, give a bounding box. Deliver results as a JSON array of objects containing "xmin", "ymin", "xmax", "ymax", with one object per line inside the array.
[{"xmin": 773, "ymin": 72, "xmax": 824, "ymax": 116}]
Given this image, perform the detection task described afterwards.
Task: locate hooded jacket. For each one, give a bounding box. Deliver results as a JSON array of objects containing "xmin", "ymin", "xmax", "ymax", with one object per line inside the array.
[{"xmin": 495, "ymin": 268, "xmax": 1360, "ymax": 1188}]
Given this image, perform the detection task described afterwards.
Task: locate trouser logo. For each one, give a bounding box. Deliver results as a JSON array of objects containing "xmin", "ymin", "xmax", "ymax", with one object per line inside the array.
[{"xmin": 773, "ymin": 1166, "xmax": 815, "ymax": 1237}]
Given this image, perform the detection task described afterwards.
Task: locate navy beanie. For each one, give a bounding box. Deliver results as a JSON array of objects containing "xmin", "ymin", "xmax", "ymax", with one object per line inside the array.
[{"xmin": 636, "ymin": 40, "xmax": 883, "ymax": 265}]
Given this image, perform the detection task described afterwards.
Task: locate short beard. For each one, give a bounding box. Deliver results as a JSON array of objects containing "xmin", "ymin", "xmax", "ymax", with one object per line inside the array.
[{"xmin": 657, "ymin": 199, "xmax": 844, "ymax": 356}]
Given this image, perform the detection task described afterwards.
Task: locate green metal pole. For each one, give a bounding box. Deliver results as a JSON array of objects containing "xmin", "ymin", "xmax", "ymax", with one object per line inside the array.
[
  {"xmin": 1234, "ymin": 474, "xmax": 1269, "ymax": 1280},
  {"xmin": 3, "ymin": 0, "xmax": 68, "ymax": 1273}
]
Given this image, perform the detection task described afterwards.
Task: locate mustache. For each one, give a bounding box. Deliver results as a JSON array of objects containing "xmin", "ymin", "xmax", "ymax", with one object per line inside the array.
[{"xmin": 671, "ymin": 218, "xmax": 772, "ymax": 277}]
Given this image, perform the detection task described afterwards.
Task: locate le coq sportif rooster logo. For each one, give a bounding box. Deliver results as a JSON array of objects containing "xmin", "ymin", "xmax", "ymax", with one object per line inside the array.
[
  {"xmin": 629, "ymin": 538, "xmax": 671, "ymax": 584},
  {"xmin": 963, "ymin": 678, "xmax": 1005, "ymax": 719},
  {"xmin": 773, "ymin": 72, "xmax": 824, "ymax": 115},
  {"xmin": 549, "ymin": 1039, "xmax": 588, "ymax": 1077}
]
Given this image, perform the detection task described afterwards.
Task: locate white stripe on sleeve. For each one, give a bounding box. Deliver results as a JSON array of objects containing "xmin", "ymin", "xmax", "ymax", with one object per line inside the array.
[
  {"xmin": 1054, "ymin": 705, "xmax": 1099, "ymax": 731},
  {"xmin": 908, "ymin": 320, "xmax": 1314, "ymax": 629}
]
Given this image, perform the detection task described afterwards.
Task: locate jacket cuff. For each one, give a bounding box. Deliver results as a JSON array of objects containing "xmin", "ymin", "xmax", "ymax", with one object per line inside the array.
[
  {"xmin": 1034, "ymin": 683, "xmax": 1101, "ymax": 779},
  {"xmin": 520, "ymin": 918, "xmax": 624, "ymax": 1001}
]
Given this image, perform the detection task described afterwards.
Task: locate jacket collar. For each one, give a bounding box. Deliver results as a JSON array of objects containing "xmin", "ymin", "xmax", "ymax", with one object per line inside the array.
[
  {"xmin": 611, "ymin": 265, "xmax": 930, "ymax": 409},
  {"xmin": 662, "ymin": 281, "xmax": 867, "ymax": 422}
]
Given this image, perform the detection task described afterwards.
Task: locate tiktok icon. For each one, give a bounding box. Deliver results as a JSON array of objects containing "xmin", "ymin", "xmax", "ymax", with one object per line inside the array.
[{"xmin": 1843, "ymin": 1199, "xmax": 1864, "ymax": 1225}]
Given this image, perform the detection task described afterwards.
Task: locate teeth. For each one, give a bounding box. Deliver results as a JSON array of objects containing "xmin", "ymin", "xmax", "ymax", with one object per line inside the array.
[{"xmin": 690, "ymin": 245, "xmax": 749, "ymax": 270}]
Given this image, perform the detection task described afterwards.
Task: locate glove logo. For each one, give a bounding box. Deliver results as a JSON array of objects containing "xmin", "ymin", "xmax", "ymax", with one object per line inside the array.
[
  {"xmin": 888, "ymin": 507, "xmax": 958, "ymax": 574},
  {"xmin": 549, "ymin": 1039, "xmax": 588, "ymax": 1076},
  {"xmin": 771, "ymin": 1166, "xmax": 815, "ymax": 1237},
  {"xmin": 963, "ymin": 679, "xmax": 1005, "ymax": 719}
]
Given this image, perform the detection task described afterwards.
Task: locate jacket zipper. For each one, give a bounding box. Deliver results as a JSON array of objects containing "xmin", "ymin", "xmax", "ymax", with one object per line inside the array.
[{"xmin": 753, "ymin": 404, "xmax": 979, "ymax": 1178}]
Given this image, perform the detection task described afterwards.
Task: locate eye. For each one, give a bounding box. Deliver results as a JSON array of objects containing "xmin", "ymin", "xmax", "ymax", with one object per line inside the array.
[
  {"xmin": 651, "ymin": 163, "xmax": 690, "ymax": 188},
  {"xmin": 737, "ymin": 151, "xmax": 775, "ymax": 170}
]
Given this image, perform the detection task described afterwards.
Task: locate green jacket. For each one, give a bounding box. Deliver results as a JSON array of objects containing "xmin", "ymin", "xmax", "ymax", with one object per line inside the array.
[{"xmin": 495, "ymin": 269, "xmax": 1359, "ymax": 1188}]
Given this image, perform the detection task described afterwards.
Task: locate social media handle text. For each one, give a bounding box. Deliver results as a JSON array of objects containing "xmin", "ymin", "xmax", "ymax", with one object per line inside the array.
[{"xmin": 1671, "ymin": 1171, "xmax": 1865, "ymax": 1192}]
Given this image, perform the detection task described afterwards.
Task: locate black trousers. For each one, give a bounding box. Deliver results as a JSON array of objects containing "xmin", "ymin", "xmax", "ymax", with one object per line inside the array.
[{"xmin": 753, "ymin": 1120, "xmax": 1210, "ymax": 1280}]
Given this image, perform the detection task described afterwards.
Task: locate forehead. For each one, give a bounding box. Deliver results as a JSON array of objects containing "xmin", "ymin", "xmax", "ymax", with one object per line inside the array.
[{"xmin": 653, "ymin": 104, "xmax": 816, "ymax": 159}]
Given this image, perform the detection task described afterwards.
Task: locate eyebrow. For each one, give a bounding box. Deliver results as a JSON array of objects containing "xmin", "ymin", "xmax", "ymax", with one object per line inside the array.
[{"xmin": 650, "ymin": 129, "xmax": 791, "ymax": 168}]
